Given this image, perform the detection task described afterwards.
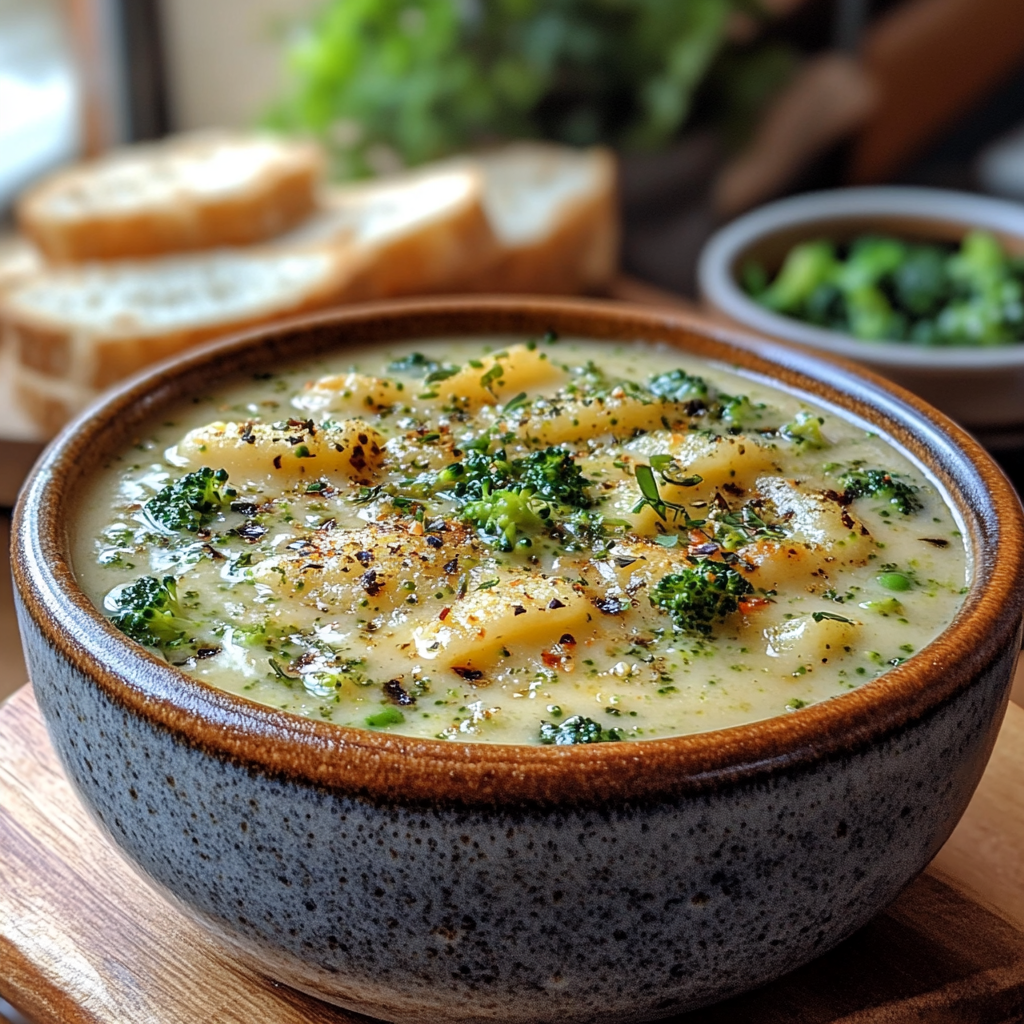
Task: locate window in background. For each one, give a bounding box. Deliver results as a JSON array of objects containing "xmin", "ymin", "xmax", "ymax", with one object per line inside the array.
[{"xmin": 0, "ymin": 0, "xmax": 80, "ymax": 215}]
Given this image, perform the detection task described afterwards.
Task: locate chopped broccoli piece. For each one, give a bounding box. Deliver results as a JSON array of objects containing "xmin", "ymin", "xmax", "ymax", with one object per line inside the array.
[
  {"xmin": 649, "ymin": 558, "xmax": 753, "ymax": 635},
  {"xmin": 717, "ymin": 393, "xmax": 763, "ymax": 425},
  {"xmin": 145, "ymin": 467, "xmax": 234, "ymax": 532},
  {"xmin": 745, "ymin": 229, "xmax": 1024, "ymax": 346},
  {"xmin": 839, "ymin": 468, "xmax": 922, "ymax": 515},
  {"xmin": 761, "ymin": 240, "xmax": 839, "ymax": 313},
  {"xmin": 515, "ymin": 448, "xmax": 593, "ymax": 508},
  {"xmin": 461, "ymin": 486, "xmax": 549, "ymax": 551},
  {"xmin": 839, "ymin": 236, "xmax": 907, "ymax": 290},
  {"xmin": 111, "ymin": 575, "xmax": 189, "ymax": 648},
  {"xmin": 365, "ymin": 706, "xmax": 406, "ymax": 728},
  {"xmin": 781, "ymin": 410, "xmax": 829, "ymax": 448},
  {"xmin": 893, "ymin": 245, "xmax": 948, "ymax": 317},
  {"xmin": 538, "ymin": 715, "xmax": 623, "ymax": 745},
  {"xmin": 859, "ymin": 596, "xmax": 905, "ymax": 617},
  {"xmin": 435, "ymin": 446, "xmax": 515, "ymax": 500},
  {"xmin": 437, "ymin": 440, "xmax": 595, "ymax": 550},
  {"xmin": 845, "ymin": 284, "xmax": 907, "ymax": 341},
  {"xmin": 648, "ymin": 368, "xmax": 711, "ymax": 403}
]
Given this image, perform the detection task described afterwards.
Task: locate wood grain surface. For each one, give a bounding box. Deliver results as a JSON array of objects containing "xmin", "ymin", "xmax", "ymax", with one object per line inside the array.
[{"xmin": 1, "ymin": 686, "xmax": 1022, "ymax": 1024}]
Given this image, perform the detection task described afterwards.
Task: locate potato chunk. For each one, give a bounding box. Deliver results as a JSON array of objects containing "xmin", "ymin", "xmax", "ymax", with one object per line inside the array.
[
  {"xmin": 252, "ymin": 520, "xmax": 477, "ymax": 614},
  {"xmin": 295, "ymin": 372, "xmax": 405, "ymax": 415},
  {"xmin": 756, "ymin": 476, "xmax": 876, "ymax": 565},
  {"xmin": 515, "ymin": 392, "xmax": 673, "ymax": 446},
  {"xmin": 761, "ymin": 612, "xmax": 860, "ymax": 676},
  {"xmin": 412, "ymin": 574, "xmax": 595, "ymax": 673},
  {"xmin": 432, "ymin": 344, "xmax": 565, "ymax": 410},
  {"xmin": 176, "ymin": 418, "xmax": 385, "ymax": 487},
  {"xmin": 606, "ymin": 433, "xmax": 779, "ymax": 536}
]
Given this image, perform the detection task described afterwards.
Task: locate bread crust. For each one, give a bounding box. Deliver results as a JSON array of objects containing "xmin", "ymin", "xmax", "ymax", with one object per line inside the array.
[
  {"xmin": 10, "ymin": 361, "xmax": 94, "ymax": 438},
  {"xmin": 3, "ymin": 246, "xmax": 352, "ymax": 390},
  {"xmin": 17, "ymin": 133, "xmax": 324, "ymax": 262},
  {"xmin": 284, "ymin": 169, "xmax": 499, "ymax": 302},
  {"xmin": 0, "ymin": 233, "xmax": 43, "ymax": 295},
  {"xmin": 458, "ymin": 146, "xmax": 619, "ymax": 295}
]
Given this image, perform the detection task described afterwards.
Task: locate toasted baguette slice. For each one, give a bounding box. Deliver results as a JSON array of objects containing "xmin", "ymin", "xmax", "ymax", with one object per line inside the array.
[
  {"xmin": 17, "ymin": 131, "xmax": 324, "ymax": 262},
  {"xmin": 3, "ymin": 245, "xmax": 350, "ymax": 390},
  {"xmin": 280, "ymin": 165, "xmax": 497, "ymax": 299},
  {"xmin": 0, "ymin": 233, "xmax": 43, "ymax": 294},
  {"xmin": 452, "ymin": 144, "xmax": 619, "ymax": 294}
]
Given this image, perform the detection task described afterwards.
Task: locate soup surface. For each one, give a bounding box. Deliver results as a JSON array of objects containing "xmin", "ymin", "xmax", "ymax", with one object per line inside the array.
[{"xmin": 74, "ymin": 336, "xmax": 968, "ymax": 744}]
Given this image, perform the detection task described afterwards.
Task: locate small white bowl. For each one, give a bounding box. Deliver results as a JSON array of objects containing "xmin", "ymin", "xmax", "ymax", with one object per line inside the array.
[{"xmin": 697, "ymin": 187, "xmax": 1024, "ymax": 430}]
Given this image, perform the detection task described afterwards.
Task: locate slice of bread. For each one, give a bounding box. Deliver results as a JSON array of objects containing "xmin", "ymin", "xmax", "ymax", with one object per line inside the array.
[
  {"xmin": 0, "ymin": 233, "xmax": 43, "ymax": 294},
  {"xmin": 449, "ymin": 144, "xmax": 619, "ymax": 294},
  {"xmin": 2, "ymin": 244, "xmax": 351, "ymax": 391},
  {"xmin": 10, "ymin": 360, "xmax": 96, "ymax": 438},
  {"xmin": 17, "ymin": 131, "xmax": 324, "ymax": 262},
  {"xmin": 280, "ymin": 165, "xmax": 497, "ymax": 300}
]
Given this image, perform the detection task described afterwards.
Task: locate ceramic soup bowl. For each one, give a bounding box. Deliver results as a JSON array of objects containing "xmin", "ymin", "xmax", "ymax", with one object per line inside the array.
[
  {"xmin": 697, "ymin": 186, "xmax": 1024, "ymax": 433},
  {"xmin": 12, "ymin": 298, "xmax": 1024, "ymax": 1023}
]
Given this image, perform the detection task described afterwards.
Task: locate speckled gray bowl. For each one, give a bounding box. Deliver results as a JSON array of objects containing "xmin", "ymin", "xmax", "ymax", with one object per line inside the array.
[{"xmin": 12, "ymin": 298, "xmax": 1024, "ymax": 1023}]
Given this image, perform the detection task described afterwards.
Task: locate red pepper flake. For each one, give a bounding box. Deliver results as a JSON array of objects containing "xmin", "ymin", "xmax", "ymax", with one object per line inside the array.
[{"xmin": 439, "ymin": 607, "xmax": 450, "ymax": 621}]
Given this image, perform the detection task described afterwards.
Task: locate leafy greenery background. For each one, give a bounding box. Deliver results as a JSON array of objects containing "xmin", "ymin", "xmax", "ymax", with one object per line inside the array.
[{"xmin": 266, "ymin": 0, "xmax": 791, "ymax": 178}]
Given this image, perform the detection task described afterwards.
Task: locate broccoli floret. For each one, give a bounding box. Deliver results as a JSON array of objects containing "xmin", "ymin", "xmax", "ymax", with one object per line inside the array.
[
  {"xmin": 111, "ymin": 575, "xmax": 189, "ymax": 648},
  {"xmin": 461, "ymin": 485, "xmax": 549, "ymax": 551},
  {"xmin": 438, "ymin": 445, "xmax": 592, "ymax": 508},
  {"xmin": 839, "ymin": 468, "xmax": 922, "ymax": 515},
  {"xmin": 538, "ymin": 716, "xmax": 623, "ymax": 745},
  {"xmin": 761, "ymin": 240, "xmax": 838, "ymax": 313},
  {"xmin": 781, "ymin": 410, "xmax": 829, "ymax": 448},
  {"xmin": 844, "ymin": 284, "xmax": 907, "ymax": 341},
  {"xmin": 649, "ymin": 558, "xmax": 753, "ymax": 635},
  {"xmin": 893, "ymin": 245, "xmax": 948, "ymax": 317},
  {"xmin": 648, "ymin": 368, "xmax": 711, "ymax": 403},
  {"xmin": 839, "ymin": 236, "xmax": 907, "ymax": 290},
  {"xmin": 717, "ymin": 392, "xmax": 763, "ymax": 425},
  {"xmin": 145, "ymin": 467, "xmax": 234, "ymax": 532},
  {"xmin": 435, "ymin": 446, "xmax": 515, "ymax": 500},
  {"xmin": 515, "ymin": 448, "xmax": 593, "ymax": 508}
]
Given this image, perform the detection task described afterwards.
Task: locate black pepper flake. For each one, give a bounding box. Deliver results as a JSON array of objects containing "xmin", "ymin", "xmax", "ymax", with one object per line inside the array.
[
  {"xmin": 383, "ymin": 679, "xmax": 415, "ymax": 706},
  {"xmin": 559, "ymin": 633, "xmax": 576, "ymax": 645},
  {"xmin": 355, "ymin": 550, "xmax": 374, "ymax": 566},
  {"xmin": 513, "ymin": 604, "xmax": 526, "ymax": 616},
  {"xmin": 230, "ymin": 500, "xmax": 258, "ymax": 516},
  {"xmin": 235, "ymin": 521, "xmax": 267, "ymax": 543},
  {"xmin": 452, "ymin": 666, "xmax": 484, "ymax": 681},
  {"xmin": 360, "ymin": 569, "xmax": 383, "ymax": 596},
  {"xmin": 287, "ymin": 435, "xmax": 305, "ymax": 445},
  {"xmin": 196, "ymin": 647, "xmax": 221, "ymax": 659},
  {"xmin": 273, "ymin": 454, "xmax": 283, "ymax": 470},
  {"xmin": 594, "ymin": 597, "xmax": 625, "ymax": 615},
  {"xmin": 547, "ymin": 598, "xmax": 565, "ymax": 610},
  {"xmin": 443, "ymin": 557, "xmax": 459, "ymax": 574},
  {"xmin": 921, "ymin": 537, "xmax": 950, "ymax": 548},
  {"xmin": 425, "ymin": 535, "xmax": 443, "ymax": 549}
]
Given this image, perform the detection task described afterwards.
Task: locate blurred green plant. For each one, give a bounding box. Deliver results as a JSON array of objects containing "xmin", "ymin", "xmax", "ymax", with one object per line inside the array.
[{"xmin": 267, "ymin": 0, "xmax": 765, "ymax": 177}]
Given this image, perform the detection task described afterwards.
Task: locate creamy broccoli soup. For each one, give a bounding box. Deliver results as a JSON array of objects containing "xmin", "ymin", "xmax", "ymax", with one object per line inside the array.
[{"xmin": 73, "ymin": 336, "xmax": 968, "ymax": 744}]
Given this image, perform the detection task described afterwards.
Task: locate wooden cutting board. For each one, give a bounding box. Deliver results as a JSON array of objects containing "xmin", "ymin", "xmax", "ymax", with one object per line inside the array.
[{"xmin": 1, "ymin": 684, "xmax": 1022, "ymax": 1024}]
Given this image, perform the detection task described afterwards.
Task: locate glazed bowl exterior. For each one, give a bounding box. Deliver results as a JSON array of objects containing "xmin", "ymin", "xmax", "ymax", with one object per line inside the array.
[
  {"xmin": 12, "ymin": 298, "xmax": 1024, "ymax": 1023},
  {"xmin": 697, "ymin": 186, "xmax": 1024, "ymax": 431}
]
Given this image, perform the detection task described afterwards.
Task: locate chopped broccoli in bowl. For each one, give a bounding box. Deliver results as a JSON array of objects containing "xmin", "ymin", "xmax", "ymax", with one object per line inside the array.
[{"xmin": 743, "ymin": 230, "xmax": 1024, "ymax": 346}]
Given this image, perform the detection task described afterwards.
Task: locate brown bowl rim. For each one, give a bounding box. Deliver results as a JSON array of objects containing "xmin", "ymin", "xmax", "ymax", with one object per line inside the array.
[{"xmin": 13, "ymin": 296, "xmax": 1024, "ymax": 809}]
